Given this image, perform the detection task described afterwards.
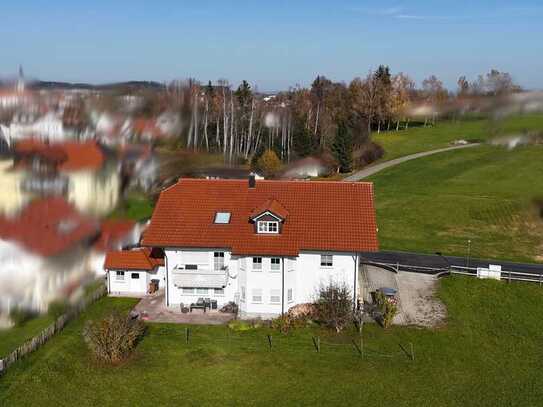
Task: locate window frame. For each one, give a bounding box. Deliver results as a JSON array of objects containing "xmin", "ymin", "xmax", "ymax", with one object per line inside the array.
[
  {"xmin": 251, "ymin": 288, "xmax": 263, "ymax": 304},
  {"xmin": 270, "ymin": 257, "xmax": 281, "ymax": 272},
  {"xmin": 131, "ymin": 273, "xmax": 140, "ymax": 279},
  {"xmin": 213, "ymin": 252, "xmax": 225, "ymax": 271},
  {"xmin": 115, "ymin": 271, "xmax": 125, "ymax": 281},
  {"xmin": 257, "ymin": 220, "xmax": 279, "ymax": 234},
  {"xmin": 287, "ymin": 288, "xmax": 293, "ymax": 303},
  {"xmin": 182, "ymin": 287, "xmax": 195, "ymax": 295},
  {"xmin": 252, "ymin": 257, "xmax": 263, "ymax": 271},
  {"xmin": 214, "ymin": 212, "xmax": 231, "ymax": 224},
  {"xmin": 214, "ymin": 288, "xmax": 225, "ymax": 296},
  {"xmin": 185, "ymin": 264, "xmax": 198, "ymax": 270},
  {"xmin": 320, "ymin": 254, "xmax": 333, "ymax": 268},
  {"xmin": 196, "ymin": 287, "xmax": 209, "ymax": 295},
  {"xmin": 270, "ymin": 289, "xmax": 281, "ymax": 304}
]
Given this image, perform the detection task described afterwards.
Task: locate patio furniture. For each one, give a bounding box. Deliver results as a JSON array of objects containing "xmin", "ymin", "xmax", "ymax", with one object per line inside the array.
[
  {"xmin": 190, "ymin": 298, "xmax": 207, "ymax": 313},
  {"xmin": 204, "ymin": 298, "xmax": 212, "ymax": 309},
  {"xmin": 211, "ymin": 299, "xmax": 218, "ymax": 310}
]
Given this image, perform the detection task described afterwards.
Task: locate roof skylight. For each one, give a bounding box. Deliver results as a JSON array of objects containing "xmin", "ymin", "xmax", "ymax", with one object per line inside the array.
[{"xmin": 214, "ymin": 212, "xmax": 231, "ymax": 224}]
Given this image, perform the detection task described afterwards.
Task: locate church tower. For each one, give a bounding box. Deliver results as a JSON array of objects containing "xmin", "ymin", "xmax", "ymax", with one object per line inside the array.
[{"xmin": 16, "ymin": 65, "xmax": 25, "ymax": 93}]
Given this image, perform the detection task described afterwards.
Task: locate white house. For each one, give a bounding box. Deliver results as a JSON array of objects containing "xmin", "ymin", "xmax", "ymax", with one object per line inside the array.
[{"xmin": 105, "ymin": 177, "xmax": 379, "ymax": 318}]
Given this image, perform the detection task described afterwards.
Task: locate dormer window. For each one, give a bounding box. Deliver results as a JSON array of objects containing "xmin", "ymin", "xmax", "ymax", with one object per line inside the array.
[{"xmin": 257, "ymin": 220, "xmax": 279, "ymax": 234}]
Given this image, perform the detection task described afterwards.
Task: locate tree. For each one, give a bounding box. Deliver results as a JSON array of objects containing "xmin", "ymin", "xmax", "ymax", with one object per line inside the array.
[
  {"xmin": 256, "ymin": 149, "xmax": 282, "ymax": 178},
  {"xmin": 331, "ymin": 121, "xmax": 353, "ymax": 173},
  {"xmin": 373, "ymin": 65, "xmax": 393, "ymax": 132},
  {"xmin": 314, "ymin": 282, "xmax": 353, "ymax": 333},
  {"xmin": 391, "ymin": 73, "xmax": 415, "ymax": 130},
  {"xmin": 475, "ymin": 69, "xmax": 520, "ymax": 96},
  {"xmin": 292, "ymin": 123, "xmax": 317, "ymax": 158}
]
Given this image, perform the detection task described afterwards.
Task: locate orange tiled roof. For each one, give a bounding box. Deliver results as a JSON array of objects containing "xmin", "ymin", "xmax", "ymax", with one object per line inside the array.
[
  {"xmin": 249, "ymin": 198, "xmax": 289, "ymax": 220},
  {"xmin": 142, "ymin": 179, "xmax": 379, "ymax": 256},
  {"xmin": 104, "ymin": 247, "xmax": 164, "ymax": 271},
  {"xmin": 94, "ymin": 219, "xmax": 137, "ymax": 252},
  {"xmin": 15, "ymin": 139, "xmax": 104, "ymax": 171}
]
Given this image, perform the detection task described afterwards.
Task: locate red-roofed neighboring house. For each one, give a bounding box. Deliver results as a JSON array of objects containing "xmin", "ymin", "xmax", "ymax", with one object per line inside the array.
[
  {"xmin": 107, "ymin": 177, "xmax": 379, "ymax": 318},
  {"xmin": 0, "ymin": 198, "xmax": 101, "ymax": 318}
]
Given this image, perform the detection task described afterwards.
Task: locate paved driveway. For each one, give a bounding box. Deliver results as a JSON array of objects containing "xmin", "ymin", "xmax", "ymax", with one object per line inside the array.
[{"xmin": 344, "ymin": 143, "xmax": 480, "ymax": 181}]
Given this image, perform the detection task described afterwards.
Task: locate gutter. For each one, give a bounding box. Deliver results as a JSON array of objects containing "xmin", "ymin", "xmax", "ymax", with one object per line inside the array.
[{"xmin": 281, "ymin": 256, "xmax": 285, "ymax": 316}]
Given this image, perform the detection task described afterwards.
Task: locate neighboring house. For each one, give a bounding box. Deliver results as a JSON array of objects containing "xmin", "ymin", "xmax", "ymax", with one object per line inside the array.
[
  {"xmin": 105, "ymin": 177, "xmax": 379, "ymax": 318},
  {"xmin": 104, "ymin": 248, "xmax": 165, "ymax": 295},
  {"xmin": 1, "ymin": 112, "xmax": 73, "ymax": 143},
  {"xmin": 0, "ymin": 197, "xmax": 99, "ymax": 324},
  {"xmin": 11, "ymin": 139, "xmax": 121, "ymax": 216}
]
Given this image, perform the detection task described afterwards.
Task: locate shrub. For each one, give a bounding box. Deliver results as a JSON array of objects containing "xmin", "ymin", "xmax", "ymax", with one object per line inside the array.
[
  {"xmin": 355, "ymin": 142, "xmax": 385, "ymax": 168},
  {"xmin": 9, "ymin": 308, "xmax": 37, "ymax": 327},
  {"xmin": 314, "ymin": 282, "xmax": 353, "ymax": 333},
  {"xmin": 375, "ymin": 291, "xmax": 398, "ymax": 329},
  {"xmin": 220, "ymin": 301, "xmax": 238, "ymax": 315},
  {"xmin": 271, "ymin": 314, "xmax": 309, "ymax": 334},
  {"xmin": 48, "ymin": 300, "xmax": 70, "ymax": 319},
  {"xmin": 83, "ymin": 311, "xmax": 146, "ymax": 364}
]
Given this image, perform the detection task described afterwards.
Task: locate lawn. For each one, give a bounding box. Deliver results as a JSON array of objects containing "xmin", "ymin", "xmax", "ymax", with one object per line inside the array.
[
  {"xmin": 2, "ymin": 277, "xmax": 543, "ymax": 406},
  {"xmin": 108, "ymin": 191, "xmax": 155, "ymax": 221},
  {"xmin": 368, "ymin": 144, "xmax": 543, "ymax": 262},
  {"xmin": 372, "ymin": 114, "xmax": 543, "ymax": 160},
  {"xmin": 0, "ymin": 314, "xmax": 55, "ymax": 359}
]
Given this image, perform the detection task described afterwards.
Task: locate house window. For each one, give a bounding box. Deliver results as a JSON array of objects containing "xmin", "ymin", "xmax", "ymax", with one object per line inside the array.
[
  {"xmin": 320, "ymin": 254, "xmax": 333, "ymax": 267},
  {"xmin": 251, "ymin": 289, "xmax": 263, "ymax": 303},
  {"xmin": 241, "ymin": 286, "xmax": 246, "ymax": 301},
  {"xmin": 196, "ymin": 288, "xmax": 208, "ymax": 295},
  {"xmin": 287, "ymin": 288, "xmax": 293, "ymax": 303},
  {"xmin": 270, "ymin": 258, "xmax": 281, "ymax": 272},
  {"xmin": 252, "ymin": 257, "xmax": 262, "ymax": 271},
  {"xmin": 182, "ymin": 287, "xmax": 195, "ymax": 294},
  {"xmin": 185, "ymin": 264, "xmax": 198, "ymax": 270},
  {"xmin": 214, "ymin": 288, "xmax": 224, "ymax": 295},
  {"xmin": 131, "ymin": 273, "xmax": 140, "ymax": 279},
  {"xmin": 257, "ymin": 221, "xmax": 279, "ymax": 234},
  {"xmin": 115, "ymin": 271, "xmax": 125, "ymax": 281},
  {"xmin": 270, "ymin": 289, "xmax": 281, "ymax": 304},
  {"xmin": 214, "ymin": 252, "xmax": 225, "ymax": 271},
  {"xmin": 214, "ymin": 212, "xmax": 231, "ymax": 224}
]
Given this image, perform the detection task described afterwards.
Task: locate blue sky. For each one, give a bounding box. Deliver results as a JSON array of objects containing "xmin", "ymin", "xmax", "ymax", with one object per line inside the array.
[{"xmin": 1, "ymin": 0, "xmax": 542, "ymax": 91}]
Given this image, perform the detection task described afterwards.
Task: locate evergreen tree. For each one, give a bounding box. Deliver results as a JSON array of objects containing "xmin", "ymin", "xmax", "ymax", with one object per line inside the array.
[
  {"xmin": 292, "ymin": 124, "xmax": 317, "ymax": 158},
  {"xmin": 331, "ymin": 121, "xmax": 353, "ymax": 173}
]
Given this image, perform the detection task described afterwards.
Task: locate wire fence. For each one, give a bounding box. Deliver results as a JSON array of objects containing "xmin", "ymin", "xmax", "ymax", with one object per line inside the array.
[
  {"xmin": 0, "ymin": 282, "xmax": 107, "ymax": 376},
  {"xmin": 151, "ymin": 326, "xmax": 415, "ymax": 361}
]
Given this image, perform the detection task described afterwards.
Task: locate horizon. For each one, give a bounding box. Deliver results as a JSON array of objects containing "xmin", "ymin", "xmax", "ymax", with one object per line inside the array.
[{"xmin": 1, "ymin": 1, "xmax": 542, "ymax": 92}]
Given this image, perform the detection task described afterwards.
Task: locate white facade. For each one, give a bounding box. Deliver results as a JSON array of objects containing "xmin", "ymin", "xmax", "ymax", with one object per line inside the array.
[
  {"xmin": 163, "ymin": 248, "xmax": 358, "ymax": 318},
  {"xmin": 107, "ymin": 267, "xmax": 165, "ymax": 295}
]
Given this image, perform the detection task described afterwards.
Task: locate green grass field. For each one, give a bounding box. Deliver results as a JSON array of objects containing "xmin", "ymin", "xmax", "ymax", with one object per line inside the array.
[
  {"xmin": 373, "ymin": 114, "xmax": 543, "ymax": 160},
  {"xmin": 2, "ymin": 277, "xmax": 543, "ymax": 406},
  {"xmin": 0, "ymin": 314, "xmax": 55, "ymax": 359},
  {"xmin": 368, "ymin": 144, "xmax": 543, "ymax": 262}
]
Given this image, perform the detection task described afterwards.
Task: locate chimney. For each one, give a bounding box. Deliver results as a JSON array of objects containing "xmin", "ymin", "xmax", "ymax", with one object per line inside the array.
[{"xmin": 248, "ymin": 173, "xmax": 256, "ymax": 189}]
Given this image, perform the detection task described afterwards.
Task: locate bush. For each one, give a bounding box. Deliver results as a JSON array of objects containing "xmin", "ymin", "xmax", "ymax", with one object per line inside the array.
[
  {"xmin": 220, "ymin": 301, "xmax": 238, "ymax": 315},
  {"xmin": 375, "ymin": 291, "xmax": 398, "ymax": 329},
  {"xmin": 9, "ymin": 308, "xmax": 37, "ymax": 327},
  {"xmin": 48, "ymin": 300, "xmax": 70, "ymax": 319},
  {"xmin": 355, "ymin": 142, "xmax": 385, "ymax": 168},
  {"xmin": 271, "ymin": 314, "xmax": 309, "ymax": 334},
  {"xmin": 83, "ymin": 311, "xmax": 146, "ymax": 364},
  {"xmin": 314, "ymin": 282, "xmax": 353, "ymax": 333}
]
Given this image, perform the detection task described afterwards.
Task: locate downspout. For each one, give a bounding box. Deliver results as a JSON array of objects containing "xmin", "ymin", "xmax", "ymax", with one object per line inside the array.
[
  {"xmin": 165, "ymin": 252, "xmax": 169, "ymax": 307},
  {"xmin": 107, "ymin": 269, "xmax": 111, "ymax": 294},
  {"xmin": 353, "ymin": 253, "xmax": 358, "ymax": 311},
  {"xmin": 281, "ymin": 257, "xmax": 285, "ymax": 316}
]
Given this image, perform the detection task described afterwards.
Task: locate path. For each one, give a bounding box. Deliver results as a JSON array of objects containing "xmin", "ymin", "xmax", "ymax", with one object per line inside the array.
[{"xmin": 344, "ymin": 143, "xmax": 480, "ymax": 181}]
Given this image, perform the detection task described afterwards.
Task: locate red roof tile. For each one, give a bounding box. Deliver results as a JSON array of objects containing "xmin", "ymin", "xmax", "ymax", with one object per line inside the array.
[
  {"xmin": 249, "ymin": 199, "xmax": 289, "ymax": 220},
  {"xmin": 142, "ymin": 179, "xmax": 379, "ymax": 256},
  {"xmin": 15, "ymin": 139, "xmax": 104, "ymax": 171},
  {"xmin": 0, "ymin": 198, "xmax": 99, "ymax": 256},
  {"xmin": 104, "ymin": 247, "xmax": 164, "ymax": 271}
]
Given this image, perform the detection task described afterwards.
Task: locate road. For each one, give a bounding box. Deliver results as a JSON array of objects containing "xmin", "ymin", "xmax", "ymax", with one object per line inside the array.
[
  {"xmin": 344, "ymin": 143, "xmax": 481, "ymax": 181},
  {"xmin": 360, "ymin": 250, "xmax": 543, "ymax": 276}
]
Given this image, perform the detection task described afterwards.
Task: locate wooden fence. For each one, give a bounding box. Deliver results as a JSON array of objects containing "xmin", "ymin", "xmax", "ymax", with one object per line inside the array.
[{"xmin": 0, "ymin": 283, "xmax": 106, "ymax": 376}]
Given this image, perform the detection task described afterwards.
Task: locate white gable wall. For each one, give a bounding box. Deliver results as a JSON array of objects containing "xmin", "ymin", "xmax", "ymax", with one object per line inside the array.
[{"xmin": 164, "ymin": 248, "xmax": 358, "ymax": 318}]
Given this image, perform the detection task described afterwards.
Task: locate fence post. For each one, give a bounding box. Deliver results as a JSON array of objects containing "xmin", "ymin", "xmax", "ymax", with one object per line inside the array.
[
  {"xmin": 312, "ymin": 336, "xmax": 320, "ymax": 353},
  {"xmin": 185, "ymin": 327, "xmax": 190, "ymax": 344},
  {"xmin": 267, "ymin": 335, "xmax": 273, "ymax": 352},
  {"xmin": 410, "ymin": 342, "xmax": 415, "ymax": 361}
]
